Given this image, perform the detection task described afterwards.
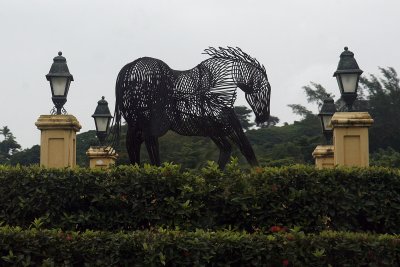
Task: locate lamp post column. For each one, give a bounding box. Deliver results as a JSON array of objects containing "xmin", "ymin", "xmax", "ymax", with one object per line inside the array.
[
  {"xmin": 36, "ymin": 51, "xmax": 81, "ymax": 168},
  {"xmin": 86, "ymin": 147, "xmax": 118, "ymax": 169},
  {"xmin": 35, "ymin": 115, "xmax": 81, "ymax": 167},
  {"xmin": 331, "ymin": 112, "xmax": 373, "ymax": 167},
  {"xmin": 313, "ymin": 95, "xmax": 336, "ymax": 169},
  {"xmin": 312, "ymin": 145, "xmax": 334, "ymax": 169},
  {"xmin": 330, "ymin": 47, "xmax": 374, "ymax": 167},
  {"xmin": 86, "ymin": 96, "xmax": 118, "ymax": 169}
]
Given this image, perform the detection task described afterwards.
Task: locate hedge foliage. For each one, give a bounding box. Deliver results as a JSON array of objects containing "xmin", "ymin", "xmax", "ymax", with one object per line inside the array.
[
  {"xmin": 1, "ymin": 163, "xmax": 400, "ymax": 233},
  {"xmin": 0, "ymin": 226, "xmax": 399, "ymax": 266}
]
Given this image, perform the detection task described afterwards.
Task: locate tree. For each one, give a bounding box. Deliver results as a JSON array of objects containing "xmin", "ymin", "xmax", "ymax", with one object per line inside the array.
[
  {"xmin": 0, "ymin": 126, "xmax": 21, "ymax": 164},
  {"xmin": 370, "ymin": 147, "xmax": 400, "ymax": 168},
  {"xmin": 259, "ymin": 115, "xmax": 280, "ymax": 128},
  {"xmin": 288, "ymin": 82, "xmax": 332, "ymax": 119},
  {"xmin": 0, "ymin": 126, "xmax": 10, "ymax": 139},
  {"xmin": 9, "ymin": 145, "xmax": 40, "ymax": 166},
  {"xmin": 302, "ymin": 82, "xmax": 332, "ymax": 108},
  {"xmin": 76, "ymin": 130, "xmax": 98, "ymax": 166},
  {"xmin": 359, "ymin": 67, "xmax": 400, "ymax": 152},
  {"xmin": 288, "ymin": 67, "xmax": 400, "ymax": 157},
  {"xmin": 234, "ymin": 106, "xmax": 255, "ymax": 130},
  {"xmin": 287, "ymin": 104, "xmax": 312, "ymax": 118}
]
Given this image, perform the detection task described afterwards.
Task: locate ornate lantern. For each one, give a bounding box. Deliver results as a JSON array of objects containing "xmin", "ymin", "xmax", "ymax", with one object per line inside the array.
[
  {"xmin": 46, "ymin": 51, "xmax": 74, "ymax": 115},
  {"xmin": 333, "ymin": 47, "xmax": 363, "ymax": 111},
  {"xmin": 318, "ymin": 94, "xmax": 337, "ymax": 142},
  {"xmin": 92, "ymin": 96, "xmax": 113, "ymax": 146}
]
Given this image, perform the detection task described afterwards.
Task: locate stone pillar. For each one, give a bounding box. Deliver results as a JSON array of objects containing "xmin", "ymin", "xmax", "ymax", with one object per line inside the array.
[
  {"xmin": 35, "ymin": 115, "xmax": 81, "ymax": 168},
  {"xmin": 331, "ymin": 112, "xmax": 374, "ymax": 167},
  {"xmin": 86, "ymin": 146, "xmax": 118, "ymax": 169},
  {"xmin": 312, "ymin": 145, "xmax": 334, "ymax": 169}
]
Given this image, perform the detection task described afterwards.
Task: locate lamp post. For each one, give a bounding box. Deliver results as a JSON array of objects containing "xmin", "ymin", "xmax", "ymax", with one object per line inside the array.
[
  {"xmin": 318, "ymin": 94, "xmax": 337, "ymax": 143},
  {"xmin": 46, "ymin": 52, "xmax": 74, "ymax": 115},
  {"xmin": 92, "ymin": 96, "xmax": 113, "ymax": 146},
  {"xmin": 36, "ymin": 51, "xmax": 81, "ymax": 168},
  {"xmin": 87, "ymin": 96, "xmax": 117, "ymax": 168},
  {"xmin": 333, "ymin": 47, "xmax": 363, "ymax": 111},
  {"xmin": 330, "ymin": 47, "xmax": 374, "ymax": 167}
]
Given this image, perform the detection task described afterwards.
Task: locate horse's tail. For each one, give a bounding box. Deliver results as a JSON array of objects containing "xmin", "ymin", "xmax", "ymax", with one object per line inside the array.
[{"xmin": 108, "ymin": 68, "xmax": 124, "ymax": 152}]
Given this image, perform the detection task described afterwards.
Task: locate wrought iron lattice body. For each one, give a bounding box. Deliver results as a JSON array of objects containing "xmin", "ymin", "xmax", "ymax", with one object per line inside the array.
[{"xmin": 112, "ymin": 47, "xmax": 272, "ymax": 168}]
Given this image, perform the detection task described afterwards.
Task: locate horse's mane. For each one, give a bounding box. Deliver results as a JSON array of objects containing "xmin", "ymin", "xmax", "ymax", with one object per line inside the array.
[{"xmin": 203, "ymin": 46, "xmax": 266, "ymax": 73}]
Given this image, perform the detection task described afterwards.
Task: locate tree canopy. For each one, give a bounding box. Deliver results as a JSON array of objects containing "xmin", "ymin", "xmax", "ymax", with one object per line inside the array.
[
  {"xmin": 3, "ymin": 67, "xmax": 400, "ymax": 168},
  {"xmin": 0, "ymin": 126, "xmax": 21, "ymax": 164},
  {"xmin": 359, "ymin": 67, "xmax": 400, "ymax": 152},
  {"xmin": 234, "ymin": 106, "xmax": 255, "ymax": 130}
]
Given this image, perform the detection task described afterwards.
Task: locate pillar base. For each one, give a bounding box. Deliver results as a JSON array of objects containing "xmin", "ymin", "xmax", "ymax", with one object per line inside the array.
[
  {"xmin": 35, "ymin": 115, "xmax": 81, "ymax": 168},
  {"xmin": 331, "ymin": 112, "xmax": 373, "ymax": 167},
  {"xmin": 86, "ymin": 146, "xmax": 118, "ymax": 169},
  {"xmin": 312, "ymin": 145, "xmax": 334, "ymax": 169}
]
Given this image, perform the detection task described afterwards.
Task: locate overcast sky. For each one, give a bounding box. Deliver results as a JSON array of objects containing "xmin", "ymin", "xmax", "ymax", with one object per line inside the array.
[{"xmin": 1, "ymin": 0, "xmax": 399, "ymax": 149}]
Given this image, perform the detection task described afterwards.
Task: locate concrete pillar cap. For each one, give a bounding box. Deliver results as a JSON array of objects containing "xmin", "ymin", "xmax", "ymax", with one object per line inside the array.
[
  {"xmin": 35, "ymin": 115, "xmax": 81, "ymax": 132},
  {"xmin": 86, "ymin": 146, "xmax": 118, "ymax": 159},
  {"xmin": 330, "ymin": 112, "xmax": 373, "ymax": 128},
  {"xmin": 312, "ymin": 145, "xmax": 334, "ymax": 158}
]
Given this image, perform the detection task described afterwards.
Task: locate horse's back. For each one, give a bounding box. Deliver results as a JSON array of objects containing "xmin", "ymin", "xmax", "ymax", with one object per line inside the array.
[
  {"xmin": 117, "ymin": 57, "xmax": 172, "ymax": 83},
  {"xmin": 116, "ymin": 57, "xmax": 174, "ymax": 135}
]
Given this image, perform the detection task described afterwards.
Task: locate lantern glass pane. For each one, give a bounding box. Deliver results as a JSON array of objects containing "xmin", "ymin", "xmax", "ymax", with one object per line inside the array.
[
  {"xmin": 340, "ymin": 73, "xmax": 358, "ymax": 93},
  {"xmin": 336, "ymin": 76, "xmax": 343, "ymax": 92},
  {"xmin": 51, "ymin": 77, "xmax": 68, "ymax": 96},
  {"xmin": 323, "ymin": 115, "xmax": 333, "ymax": 131},
  {"xmin": 95, "ymin": 117, "xmax": 109, "ymax": 132}
]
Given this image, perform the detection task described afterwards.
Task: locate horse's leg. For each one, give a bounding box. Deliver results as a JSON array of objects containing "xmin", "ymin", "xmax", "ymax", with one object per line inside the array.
[
  {"xmin": 211, "ymin": 136, "xmax": 232, "ymax": 170},
  {"xmin": 227, "ymin": 115, "xmax": 259, "ymax": 167},
  {"xmin": 144, "ymin": 135, "xmax": 161, "ymax": 166},
  {"xmin": 126, "ymin": 126, "xmax": 143, "ymax": 165}
]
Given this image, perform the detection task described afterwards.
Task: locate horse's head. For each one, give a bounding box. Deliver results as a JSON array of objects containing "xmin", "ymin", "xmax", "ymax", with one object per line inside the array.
[
  {"xmin": 238, "ymin": 69, "xmax": 271, "ymax": 125},
  {"xmin": 203, "ymin": 46, "xmax": 271, "ymax": 125}
]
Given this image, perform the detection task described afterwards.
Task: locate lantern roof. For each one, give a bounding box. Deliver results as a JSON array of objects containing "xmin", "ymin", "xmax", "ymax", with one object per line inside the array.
[
  {"xmin": 92, "ymin": 96, "xmax": 113, "ymax": 118},
  {"xmin": 333, "ymin": 47, "xmax": 363, "ymax": 77},
  {"xmin": 46, "ymin": 51, "xmax": 74, "ymax": 80},
  {"xmin": 319, "ymin": 94, "xmax": 337, "ymax": 116}
]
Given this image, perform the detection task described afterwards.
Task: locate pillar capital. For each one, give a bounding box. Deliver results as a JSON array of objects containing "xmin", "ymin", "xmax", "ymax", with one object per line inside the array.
[
  {"xmin": 86, "ymin": 146, "xmax": 118, "ymax": 169},
  {"xmin": 35, "ymin": 114, "xmax": 81, "ymax": 168},
  {"xmin": 331, "ymin": 112, "xmax": 373, "ymax": 167},
  {"xmin": 330, "ymin": 112, "xmax": 373, "ymax": 128},
  {"xmin": 312, "ymin": 145, "xmax": 334, "ymax": 158},
  {"xmin": 312, "ymin": 145, "xmax": 334, "ymax": 169},
  {"xmin": 35, "ymin": 115, "xmax": 81, "ymax": 132}
]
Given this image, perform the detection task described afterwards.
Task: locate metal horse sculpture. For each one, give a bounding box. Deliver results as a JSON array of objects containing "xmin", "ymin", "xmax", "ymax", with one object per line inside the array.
[{"xmin": 112, "ymin": 47, "xmax": 271, "ymax": 169}]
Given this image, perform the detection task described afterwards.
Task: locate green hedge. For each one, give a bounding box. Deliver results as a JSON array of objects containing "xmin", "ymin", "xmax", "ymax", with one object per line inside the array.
[
  {"xmin": 0, "ymin": 226, "xmax": 399, "ymax": 266},
  {"xmin": 1, "ymin": 163, "xmax": 400, "ymax": 233}
]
